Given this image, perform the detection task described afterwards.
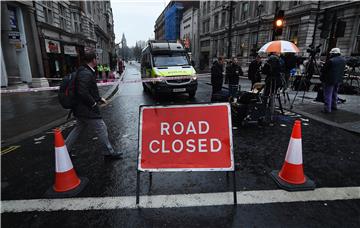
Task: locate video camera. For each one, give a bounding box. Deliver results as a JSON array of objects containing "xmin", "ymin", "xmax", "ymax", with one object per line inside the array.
[
  {"xmin": 306, "ymin": 44, "xmax": 322, "ymax": 56},
  {"xmin": 346, "ymin": 57, "xmax": 360, "ymax": 68}
]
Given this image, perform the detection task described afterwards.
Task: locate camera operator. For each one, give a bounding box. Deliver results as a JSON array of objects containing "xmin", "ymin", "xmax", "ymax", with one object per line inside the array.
[
  {"xmin": 320, "ymin": 48, "xmax": 346, "ymax": 113},
  {"xmin": 262, "ymin": 53, "xmax": 285, "ymax": 98}
]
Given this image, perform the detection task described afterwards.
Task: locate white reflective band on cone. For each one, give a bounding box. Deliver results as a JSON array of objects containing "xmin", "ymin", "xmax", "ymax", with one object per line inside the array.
[
  {"xmin": 284, "ymin": 138, "xmax": 303, "ymax": 165},
  {"xmin": 55, "ymin": 146, "xmax": 74, "ymax": 173}
]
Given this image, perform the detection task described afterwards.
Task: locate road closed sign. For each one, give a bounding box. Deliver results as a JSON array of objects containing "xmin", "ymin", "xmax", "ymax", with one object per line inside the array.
[{"xmin": 138, "ymin": 103, "xmax": 234, "ymax": 171}]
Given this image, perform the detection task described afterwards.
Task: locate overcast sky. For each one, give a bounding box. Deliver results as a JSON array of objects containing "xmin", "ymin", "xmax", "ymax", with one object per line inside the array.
[{"xmin": 111, "ymin": 0, "xmax": 170, "ymax": 47}]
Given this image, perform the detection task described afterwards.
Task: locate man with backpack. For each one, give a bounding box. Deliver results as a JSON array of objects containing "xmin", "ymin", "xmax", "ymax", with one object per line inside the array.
[{"xmin": 64, "ymin": 52, "xmax": 122, "ymax": 159}]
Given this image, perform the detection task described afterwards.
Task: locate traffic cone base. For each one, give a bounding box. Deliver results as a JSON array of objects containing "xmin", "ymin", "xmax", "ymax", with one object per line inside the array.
[
  {"xmin": 270, "ymin": 170, "xmax": 315, "ymax": 191},
  {"xmin": 270, "ymin": 120, "xmax": 315, "ymax": 191},
  {"xmin": 54, "ymin": 169, "xmax": 81, "ymax": 192},
  {"xmin": 45, "ymin": 177, "xmax": 89, "ymax": 198}
]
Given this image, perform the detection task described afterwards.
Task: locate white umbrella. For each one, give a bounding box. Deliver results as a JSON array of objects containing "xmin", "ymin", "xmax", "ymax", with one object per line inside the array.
[{"xmin": 258, "ymin": 40, "xmax": 300, "ymax": 53}]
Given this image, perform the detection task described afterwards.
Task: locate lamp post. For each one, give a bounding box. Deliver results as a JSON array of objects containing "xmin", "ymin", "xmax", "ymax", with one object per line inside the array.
[
  {"xmin": 255, "ymin": 3, "xmax": 263, "ymax": 48},
  {"xmin": 223, "ymin": 1, "xmax": 234, "ymax": 58}
]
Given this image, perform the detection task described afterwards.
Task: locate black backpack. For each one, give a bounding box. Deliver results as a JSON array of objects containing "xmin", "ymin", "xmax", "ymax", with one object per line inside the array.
[{"xmin": 58, "ymin": 70, "xmax": 78, "ymax": 109}]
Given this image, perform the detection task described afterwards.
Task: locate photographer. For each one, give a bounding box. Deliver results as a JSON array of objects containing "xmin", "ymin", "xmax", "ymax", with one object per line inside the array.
[{"xmin": 262, "ymin": 53, "xmax": 284, "ymax": 97}]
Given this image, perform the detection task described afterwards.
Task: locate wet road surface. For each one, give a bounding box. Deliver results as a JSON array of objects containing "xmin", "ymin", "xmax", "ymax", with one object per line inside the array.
[{"xmin": 2, "ymin": 63, "xmax": 360, "ymax": 227}]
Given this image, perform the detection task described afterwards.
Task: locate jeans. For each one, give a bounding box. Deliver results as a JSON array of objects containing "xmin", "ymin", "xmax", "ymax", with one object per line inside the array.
[
  {"xmin": 229, "ymin": 84, "xmax": 239, "ymax": 97},
  {"xmin": 65, "ymin": 118, "xmax": 116, "ymax": 155},
  {"xmin": 323, "ymin": 83, "xmax": 339, "ymax": 112}
]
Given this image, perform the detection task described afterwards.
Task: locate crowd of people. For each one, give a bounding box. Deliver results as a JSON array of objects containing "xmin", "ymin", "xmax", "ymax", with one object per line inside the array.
[{"xmin": 210, "ymin": 47, "xmax": 346, "ymax": 114}]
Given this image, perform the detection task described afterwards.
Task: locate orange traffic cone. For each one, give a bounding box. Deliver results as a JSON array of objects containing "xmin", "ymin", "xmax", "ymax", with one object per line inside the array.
[
  {"xmin": 45, "ymin": 128, "xmax": 88, "ymax": 197},
  {"xmin": 270, "ymin": 120, "xmax": 315, "ymax": 191}
]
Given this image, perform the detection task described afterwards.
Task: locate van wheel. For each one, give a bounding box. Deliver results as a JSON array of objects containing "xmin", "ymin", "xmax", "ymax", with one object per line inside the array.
[{"xmin": 189, "ymin": 91, "xmax": 196, "ymax": 98}]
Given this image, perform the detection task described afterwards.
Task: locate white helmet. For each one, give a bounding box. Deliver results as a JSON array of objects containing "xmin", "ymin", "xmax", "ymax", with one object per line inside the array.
[{"xmin": 330, "ymin": 48, "xmax": 341, "ymax": 54}]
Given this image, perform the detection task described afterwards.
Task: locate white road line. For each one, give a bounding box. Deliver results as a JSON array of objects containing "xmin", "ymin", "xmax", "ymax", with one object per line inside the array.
[{"xmin": 2, "ymin": 187, "xmax": 359, "ymax": 213}]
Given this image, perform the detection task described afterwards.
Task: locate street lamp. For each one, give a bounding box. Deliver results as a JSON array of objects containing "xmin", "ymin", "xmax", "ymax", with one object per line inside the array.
[
  {"xmin": 253, "ymin": 3, "xmax": 264, "ymax": 57},
  {"xmin": 223, "ymin": 1, "xmax": 234, "ymax": 59}
]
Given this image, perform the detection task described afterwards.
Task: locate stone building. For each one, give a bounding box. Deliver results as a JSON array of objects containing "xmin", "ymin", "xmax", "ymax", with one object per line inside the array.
[
  {"xmin": 34, "ymin": 0, "xmax": 115, "ymax": 81},
  {"xmin": 1, "ymin": 1, "xmax": 116, "ymax": 88},
  {"xmin": 1, "ymin": 1, "xmax": 43, "ymax": 87},
  {"xmin": 180, "ymin": 6, "xmax": 200, "ymax": 68},
  {"xmin": 198, "ymin": 1, "xmax": 360, "ymax": 71}
]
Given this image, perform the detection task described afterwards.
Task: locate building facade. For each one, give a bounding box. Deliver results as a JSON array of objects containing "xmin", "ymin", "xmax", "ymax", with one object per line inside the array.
[
  {"xmin": 180, "ymin": 7, "xmax": 200, "ymax": 68},
  {"xmin": 34, "ymin": 0, "xmax": 115, "ymax": 83},
  {"xmin": 198, "ymin": 1, "xmax": 360, "ymax": 71},
  {"xmin": 1, "ymin": 1, "xmax": 43, "ymax": 87},
  {"xmin": 1, "ymin": 1, "xmax": 116, "ymax": 88}
]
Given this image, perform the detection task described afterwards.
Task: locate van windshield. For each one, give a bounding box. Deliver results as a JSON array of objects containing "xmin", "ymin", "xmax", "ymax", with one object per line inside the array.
[{"xmin": 152, "ymin": 54, "xmax": 190, "ymax": 67}]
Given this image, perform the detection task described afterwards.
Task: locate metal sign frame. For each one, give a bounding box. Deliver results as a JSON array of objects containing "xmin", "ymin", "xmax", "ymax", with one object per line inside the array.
[{"xmin": 136, "ymin": 103, "xmax": 237, "ymax": 205}]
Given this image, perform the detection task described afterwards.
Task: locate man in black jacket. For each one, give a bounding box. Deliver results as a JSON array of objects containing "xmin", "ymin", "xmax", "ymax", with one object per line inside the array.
[
  {"xmin": 320, "ymin": 48, "xmax": 346, "ymax": 113},
  {"xmin": 248, "ymin": 55, "xmax": 262, "ymax": 89},
  {"xmin": 226, "ymin": 57, "xmax": 243, "ymax": 97},
  {"xmin": 211, "ymin": 56, "xmax": 224, "ymax": 94},
  {"xmin": 65, "ymin": 52, "xmax": 122, "ymax": 159}
]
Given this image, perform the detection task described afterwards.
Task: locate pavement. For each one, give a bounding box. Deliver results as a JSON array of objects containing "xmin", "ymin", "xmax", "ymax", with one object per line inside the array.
[
  {"xmin": 1, "ymin": 72, "xmax": 123, "ymax": 147},
  {"xmin": 202, "ymin": 72, "xmax": 360, "ymax": 135}
]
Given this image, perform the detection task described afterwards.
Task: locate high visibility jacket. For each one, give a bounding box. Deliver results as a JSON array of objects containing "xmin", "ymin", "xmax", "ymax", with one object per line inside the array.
[
  {"xmin": 97, "ymin": 65, "xmax": 104, "ymax": 72},
  {"xmin": 104, "ymin": 66, "xmax": 110, "ymax": 72}
]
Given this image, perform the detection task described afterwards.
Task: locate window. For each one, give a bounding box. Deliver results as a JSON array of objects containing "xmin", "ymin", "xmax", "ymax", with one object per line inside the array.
[
  {"xmin": 72, "ymin": 12, "xmax": 80, "ymax": 33},
  {"xmin": 219, "ymin": 39, "xmax": 224, "ymax": 55},
  {"xmin": 153, "ymin": 54, "xmax": 190, "ymax": 67},
  {"xmin": 203, "ymin": 2, "xmax": 207, "ymax": 15},
  {"xmin": 213, "ymin": 39, "xmax": 218, "ymax": 55},
  {"xmin": 201, "ymin": 40, "xmax": 210, "ymax": 47},
  {"xmin": 221, "ymin": 12, "xmax": 226, "ymax": 27},
  {"xmin": 42, "ymin": 2, "xmax": 53, "ymax": 24},
  {"xmin": 288, "ymin": 25, "xmax": 299, "ymax": 45},
  {"xmin": 89, "ymin": 22, "xmax": 94, "ymax": 38},
  {"xmin": 250, "ymin": 32, "xmax": 257, "ymax": 45},
  {"xmin": 59, "ymin": 3, "xmax": 66, "ymax": 30},
  {"xmin": 355, "ymin": 22, "xmax": 360, "ymax": 54},
  {"xmin": 292, "ymin": 1, "xmax": 301, "ymax": 7},
  {"xmin": 241, "ymin": 2, "xmax": 249, "ymax": 21},
  {"xmin": 214, "ymin": 14, "xmax": 219, "ymax": 30}
]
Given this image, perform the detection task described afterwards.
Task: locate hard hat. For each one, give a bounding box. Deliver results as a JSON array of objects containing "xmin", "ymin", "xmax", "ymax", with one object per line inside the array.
[{"xmin": 330, "ymin": 48, "xmax": 341, "ymax": 54}]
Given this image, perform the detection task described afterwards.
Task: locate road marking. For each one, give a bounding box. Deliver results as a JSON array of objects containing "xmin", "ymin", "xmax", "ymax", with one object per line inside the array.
[
  {"xmin": 1, "ymin": 146, "xmax": 20, "ymax": 156},
  {"xmin": 2, "ymin": 187, "xmax": 359, "ymax": 213}
]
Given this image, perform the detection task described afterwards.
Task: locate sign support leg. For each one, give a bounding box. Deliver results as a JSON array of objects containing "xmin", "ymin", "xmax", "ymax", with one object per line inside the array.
[
  {"xmin": 149, "ymin": 172, "xmax": 152, "ymax": 191},
  {"xmin": 233, "ymin": 170, "xmax": 237, "ymax": 205},
  {"xmin": 136, "ymin": 170, "xmax": 140, "ymax": 205}
]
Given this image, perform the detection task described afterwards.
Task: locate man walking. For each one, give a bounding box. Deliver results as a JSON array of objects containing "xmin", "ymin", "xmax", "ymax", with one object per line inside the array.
[
  {"xmin": 65, "ymin": 52, "xmax": 122, "ymax": 159},
  {"xmin": 320, "ymin": 48, "xmax": 346, "ymax": 113}
]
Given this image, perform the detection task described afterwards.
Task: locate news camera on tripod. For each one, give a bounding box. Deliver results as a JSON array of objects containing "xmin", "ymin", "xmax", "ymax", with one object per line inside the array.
[{"xmin": 290, "ymin": 44, "xmax": 323, "ymax": 109}]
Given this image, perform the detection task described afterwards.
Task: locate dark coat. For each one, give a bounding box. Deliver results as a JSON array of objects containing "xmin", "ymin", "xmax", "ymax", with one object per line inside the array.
[
  {"xmin": 320, "ymin": 55, "xmax": 346, "ymax": 85},
  {"xmin": 248, "ymin": 60, "xmax": 262, "ymax": 82},
  {"xmin": 211, "ymin": 61, "xmax": 224, "ymax": 93},
  {"xmin": 226, "ymin": 63, "xmax": 243, "ymax": 85},
  {"xmin": 73, "ymin": 65, "xmax": 102, "ymax": 119},
  {"xmin": 262, "ymin": 55, "xmax": 283, "ymax": 80}
]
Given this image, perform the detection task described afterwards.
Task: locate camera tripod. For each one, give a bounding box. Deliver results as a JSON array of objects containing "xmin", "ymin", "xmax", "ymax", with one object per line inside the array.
[
  {"xmin": 290, "ymin": 50, "xmax": 321, "ymax": 110},
  {"xmin": 265, "ymin": 78, "xmax": 285, "ymax": 122}
]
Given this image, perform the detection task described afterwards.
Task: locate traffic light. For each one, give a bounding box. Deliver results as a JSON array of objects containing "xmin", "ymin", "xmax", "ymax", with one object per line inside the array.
[
  {"xmin": 273, "ymin": 10, "xmax": 284, "ymax": 36},
  {"xmin": 318, "ymin": 11, "xmax": 331, "ymax": 39}
]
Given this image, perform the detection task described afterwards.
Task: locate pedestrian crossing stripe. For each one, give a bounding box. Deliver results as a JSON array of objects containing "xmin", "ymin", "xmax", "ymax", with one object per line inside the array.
[
  {"xmin": 1, "ymin": 146, "xmax": 20, "ymax": 156},
  {"xmin": 1, "ymin": 187, "xmax": 359, "ymax": 213}
]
